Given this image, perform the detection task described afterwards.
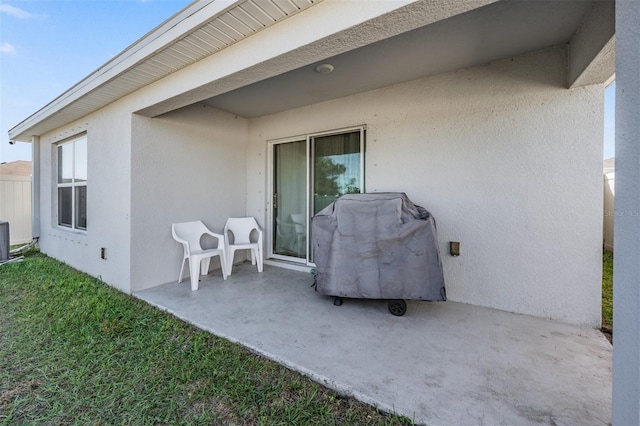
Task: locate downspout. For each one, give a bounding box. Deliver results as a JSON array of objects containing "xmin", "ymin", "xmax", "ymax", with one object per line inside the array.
[{"xmin": 31, "ymin": 136, "xmax": 40, "ymax": 239}]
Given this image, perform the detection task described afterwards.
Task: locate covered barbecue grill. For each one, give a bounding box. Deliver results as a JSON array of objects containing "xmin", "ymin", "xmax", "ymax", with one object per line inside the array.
[{"xmin": 311, "ymin": 192, "xmax": 445, "ymax": 316}]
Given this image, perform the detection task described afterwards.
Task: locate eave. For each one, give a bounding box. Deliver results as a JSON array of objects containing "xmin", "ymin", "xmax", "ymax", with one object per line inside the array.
[{"xmin": 8, "ymin": 0, "xmax": 319, "ymax": 142}]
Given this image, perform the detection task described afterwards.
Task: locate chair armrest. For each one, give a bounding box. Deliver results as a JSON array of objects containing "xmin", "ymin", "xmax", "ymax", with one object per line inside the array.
[
  {"xmin": 171, "ymin": 228, "xmax": 191, "ymax": 254},
  {"xmin": 172, "ymin": 234, "xmax": 189, "ymax": 245},
  {"xmin": 171, "ymin": 225, "xmax": 186, "ymax": 244},
  {"xmin": 204, "ymin": 230, "xmax": 226, "ymax": 249}
]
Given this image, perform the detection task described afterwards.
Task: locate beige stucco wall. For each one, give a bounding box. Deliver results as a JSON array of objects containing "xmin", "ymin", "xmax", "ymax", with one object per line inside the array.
[
  {"xmin": 247, "ymin": 46, "xmax": 604, "ymax": 326},
  {"xmin": 129, "ymin": 104, "xmax": 248, "ymax": 292},
  {"xmin": 612, "ymin": 1, "xmax": 640, "ymax": 421},
  {"xmin": 36, "ymin": 100, "xmax": 132, "ymax": 292},
  {"xmin": 34, "ymin": 97, "xmax": 248, "ymax": 294}
]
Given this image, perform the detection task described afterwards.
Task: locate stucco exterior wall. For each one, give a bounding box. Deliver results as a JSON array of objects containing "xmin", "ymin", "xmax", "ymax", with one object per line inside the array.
[
  {"xmin": 247, "ymin": 46, "xmax": 604, "ymax": 326},
  {"xmin": 35, "ymin": 101, "xmax": 248, "ymax": 294},
  {"xmin": 129, "ymin": 104, "xmax": 248, "ymax": 292},
  {"xmin": 612, "ymin": 0, "xmax": 640, "ymax": 422},
  {"xmin": 36, "ymin": 101, "xmax": 133, "ymax": 292}
]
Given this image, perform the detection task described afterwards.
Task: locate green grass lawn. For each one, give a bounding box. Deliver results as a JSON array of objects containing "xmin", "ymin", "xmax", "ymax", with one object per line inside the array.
[
  {"xmin": 0, "ymin": 251, "xmax": 411, "ymax": 425},
  {"xmin": 602, "ymin": 249, "xmax": 613, "ymax": 335}
]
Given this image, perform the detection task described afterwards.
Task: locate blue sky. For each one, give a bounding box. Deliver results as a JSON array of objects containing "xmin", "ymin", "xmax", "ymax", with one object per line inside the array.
[
  {"xmin": 0, "ymin": 0, "xmax": 191, "ymax": 163},
  {"xmin": 0, "ymin": 0, "xmax": 616, "ymax": 163}
]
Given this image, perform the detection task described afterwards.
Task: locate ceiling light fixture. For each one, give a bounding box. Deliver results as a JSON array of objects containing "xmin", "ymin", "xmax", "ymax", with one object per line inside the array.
[{"xmin": 315, "ymin": 63, "xmax": 334, "ymax": 74}]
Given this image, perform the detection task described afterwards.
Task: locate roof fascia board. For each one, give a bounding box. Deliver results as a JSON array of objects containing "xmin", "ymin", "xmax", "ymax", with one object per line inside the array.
[{"xmin": 8, "ymin": 0, "xmax": 237, "ymax": 141}]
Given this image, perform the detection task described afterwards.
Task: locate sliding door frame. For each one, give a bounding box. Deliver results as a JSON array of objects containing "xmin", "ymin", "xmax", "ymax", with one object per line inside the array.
[
  {"xmin": 266, "ymin": 125, "xmax": 366, "ymax": 265},
  {"xmin": 267, "ymin": 135, "xmax": 310, "ymax": 264}
]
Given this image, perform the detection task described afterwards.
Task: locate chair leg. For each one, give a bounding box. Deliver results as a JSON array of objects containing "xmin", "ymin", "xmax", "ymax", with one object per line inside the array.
[
  {"xmin": 190, "ymin": 257, "xmax": 200, "ymax": 291},
  {"xmin": 178, "ymin": 257, "xmax": 186, "ymax": 283},
  {"xmin": 219, "ymin": 253, "xmax": 228, "ymax": 280},
  {"xmin": 249, "ymin": 248, "xmax": 260, "ymax": 272},
  {"xmin": 201, "ymin": 258, "xmax": 211, "ymax": 276},
  {"xmin": 227, "ymin": 248, "xmax": 235, "ymax": 275},
  {"xmin": 256, "ymin": 248, "xmax": 263, "ymax": 272}
]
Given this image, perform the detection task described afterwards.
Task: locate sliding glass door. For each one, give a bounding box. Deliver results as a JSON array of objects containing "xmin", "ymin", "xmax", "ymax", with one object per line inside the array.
[
  {"xmin": 273, "ymin": 140, "xmax": 307, "ymax": 259},
  {"xmin": 270, "ymin": 127, "xmax": 364, "ymax": 264}
]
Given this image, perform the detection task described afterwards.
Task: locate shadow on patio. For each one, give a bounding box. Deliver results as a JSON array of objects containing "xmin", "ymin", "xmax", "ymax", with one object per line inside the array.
[{"xmin": 135, "ymin": 262, "xmax": 611, "ymax": 425}]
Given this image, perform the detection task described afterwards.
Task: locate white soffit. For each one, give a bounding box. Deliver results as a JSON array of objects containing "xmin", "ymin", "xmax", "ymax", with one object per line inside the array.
[{"xmin": 9, "ymin": 0, "xmax": 319, "ymax": 142}]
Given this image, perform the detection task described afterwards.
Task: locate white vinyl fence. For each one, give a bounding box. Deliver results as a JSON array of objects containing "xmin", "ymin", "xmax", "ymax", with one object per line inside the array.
[
  {"xmin": 603, "ymin": 171, "xmax": 615, "ymax": 252},
  {"xmin": 0, "ymin": 174, "xmax": 32, "ymax": 245}
]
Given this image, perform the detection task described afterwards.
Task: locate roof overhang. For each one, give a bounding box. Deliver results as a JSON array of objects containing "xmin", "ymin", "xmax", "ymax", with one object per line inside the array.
[
  {"xmin": 198, "ymin": 0, "xmax": 616, "ymax": 118},
  {"xmin": 8, "ymin": 0, "xmax": 616, "ymax": 142},
  {"xmin": 8, "ymin": 0, "xmax": 321, "ymax": 142}
]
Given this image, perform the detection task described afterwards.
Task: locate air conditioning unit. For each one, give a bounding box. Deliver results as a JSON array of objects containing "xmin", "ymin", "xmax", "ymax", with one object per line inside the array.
[{"xmin": 0, "ymin": 221, "xmax": 9, "ymax": 261}]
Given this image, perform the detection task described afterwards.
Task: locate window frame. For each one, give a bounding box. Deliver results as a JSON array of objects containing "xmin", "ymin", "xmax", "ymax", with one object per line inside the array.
[{"xmin": 55, "ymin": 134, "xmax": 87, "ymax": 232}]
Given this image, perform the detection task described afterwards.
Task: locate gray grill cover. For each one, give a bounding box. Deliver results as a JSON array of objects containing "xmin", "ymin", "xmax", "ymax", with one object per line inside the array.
[{"xmin": 312, "ymin": 193, "xmax": 445, "ymax": 300}]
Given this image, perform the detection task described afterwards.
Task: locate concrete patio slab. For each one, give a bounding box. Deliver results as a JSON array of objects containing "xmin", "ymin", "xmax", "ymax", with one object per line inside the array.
[{"xmin": 135, "ymin": 263, "xmax": 612, "ymax": 426}]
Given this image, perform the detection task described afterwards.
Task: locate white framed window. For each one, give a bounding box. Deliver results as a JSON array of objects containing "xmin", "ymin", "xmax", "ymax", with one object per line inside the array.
[{"xmin": 56, "ymin": 134, "xmax": 87, "ymax": 231}]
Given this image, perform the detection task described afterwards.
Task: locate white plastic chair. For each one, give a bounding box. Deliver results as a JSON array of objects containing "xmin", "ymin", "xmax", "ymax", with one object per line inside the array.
[
  {"xmin": 171, "ymin": 221, "xmax": 227, "ymax": 291},
  {"xmin": 224, "ymin": 217, "xmax": 263, "ymax": 275}
]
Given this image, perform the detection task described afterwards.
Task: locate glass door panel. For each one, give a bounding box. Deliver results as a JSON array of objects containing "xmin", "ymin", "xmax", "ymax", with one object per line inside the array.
[
  {"xmin": 273, "ymin": 140, "xmax": 307, "ymax": 259},
  {"xmin": 312, "ymin": 131, "xmax": 362, "ymax": 215}
]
